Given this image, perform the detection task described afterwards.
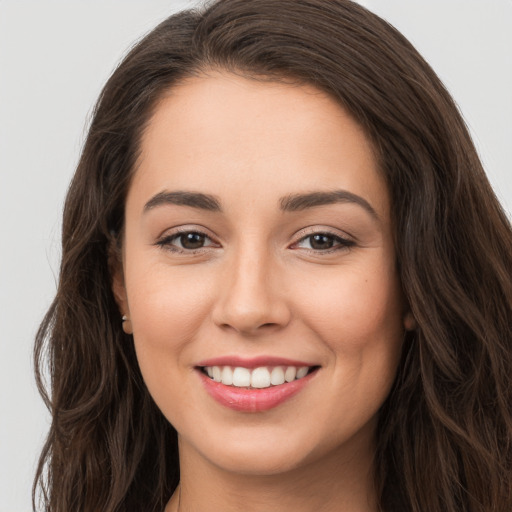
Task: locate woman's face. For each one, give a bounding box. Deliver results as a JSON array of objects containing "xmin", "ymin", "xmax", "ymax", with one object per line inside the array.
[{"xmin": 115, "ymin": 72, "xmax": 413, "ymax": 475}]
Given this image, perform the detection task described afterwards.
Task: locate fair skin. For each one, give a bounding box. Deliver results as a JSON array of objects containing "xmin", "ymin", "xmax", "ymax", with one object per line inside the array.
[{"xmin": 113, "ymin": 71, "xmax": 415, "ymax": 512}]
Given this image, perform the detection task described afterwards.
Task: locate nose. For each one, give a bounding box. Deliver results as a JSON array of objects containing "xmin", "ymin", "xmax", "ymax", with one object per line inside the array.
[{"xmin": 211, "ymin": 247, "xmax": 292, "ymax": 336}]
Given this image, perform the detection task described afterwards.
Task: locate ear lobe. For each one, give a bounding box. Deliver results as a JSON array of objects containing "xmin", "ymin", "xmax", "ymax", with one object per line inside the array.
[
  {"xmin": 403, "ymin": 310, "xmax": 417, "ymax": 331},
  {"xmin": 109, "ymin": 242, "xmax": 133, "ymax": 334},
  {"xmin": 111, "ymin": 267, "xmax": 128, "ymax": 313}
]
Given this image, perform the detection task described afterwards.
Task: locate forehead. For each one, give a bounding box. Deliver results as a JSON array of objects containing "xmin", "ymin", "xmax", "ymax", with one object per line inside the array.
[{"xmin": 130, "ymin": 72, "xmax": 389, "ymax": 220}]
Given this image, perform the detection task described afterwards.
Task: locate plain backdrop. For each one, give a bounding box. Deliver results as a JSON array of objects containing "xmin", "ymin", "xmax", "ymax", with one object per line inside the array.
[{"xmin": 0, "ymin": 1, "xmax": 511, "ymax": 510}]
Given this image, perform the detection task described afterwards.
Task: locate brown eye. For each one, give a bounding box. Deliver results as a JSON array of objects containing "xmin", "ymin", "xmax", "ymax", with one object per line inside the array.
[
  {"xmin": 179, "ymin": 232, "xmax": 206, "ymax": 249},
  {"xmin": 309, "ymin": 234, "xmax": 335, "ymax": 250},
  {"xmin": 295, "ymin": 232, "xmax": 354, "ymax": 252},
  {"xmin": 157, "ymin": 230, "xmax": 217, "ymax": 252}
]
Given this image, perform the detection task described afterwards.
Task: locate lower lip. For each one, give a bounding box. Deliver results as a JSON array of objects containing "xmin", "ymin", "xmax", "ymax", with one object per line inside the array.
[{"xmin": 198, "ymin": 370, "xmax": 317, "ymax": 412}]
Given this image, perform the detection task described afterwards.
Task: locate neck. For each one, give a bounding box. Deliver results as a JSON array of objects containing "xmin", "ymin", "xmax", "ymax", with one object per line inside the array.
[{"xmin": 166, "ymin": 432, "xmax": 378, "ymax": 512}]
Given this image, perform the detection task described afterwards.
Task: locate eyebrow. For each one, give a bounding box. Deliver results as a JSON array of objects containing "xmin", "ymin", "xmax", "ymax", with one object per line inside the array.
[
  {"xmin": 144, "ymin": 191, "xmax": 222, "ymax": 212},
  {"xmin": 143, "ymin": 188, "xmax": 379, "ymax": 221},
  {"xmin": 279, "ymin": 190, "xmax": 379, "ymax": 220}
]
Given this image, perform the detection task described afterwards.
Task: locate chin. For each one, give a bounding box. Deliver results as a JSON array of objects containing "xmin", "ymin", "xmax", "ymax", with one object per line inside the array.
[
  {"xmin": 204, "ymin": 444, "xmax": 311, "ymax": 476},
  {"xmin": 179, "ymin": 422, "xmax": 322, "ymax": 476}
]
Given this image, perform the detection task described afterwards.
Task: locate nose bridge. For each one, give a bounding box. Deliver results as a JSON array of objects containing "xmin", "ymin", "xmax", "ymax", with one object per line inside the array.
[{"xmin": 213, "ymin": 237, "xmax": 290, "ymax": 334}]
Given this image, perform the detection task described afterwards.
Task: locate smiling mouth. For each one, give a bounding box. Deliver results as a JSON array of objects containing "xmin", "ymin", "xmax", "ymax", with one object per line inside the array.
[{"xmin": 198, "ymin": 365, "xmax": 320, "ymax": 389}]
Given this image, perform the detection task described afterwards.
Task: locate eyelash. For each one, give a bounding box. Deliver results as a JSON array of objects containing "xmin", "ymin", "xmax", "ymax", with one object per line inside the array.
[
  {"xmin": 292, "ymin": 231, "xmax": 355, "ymax": 254},
  {"xmin": 155, "ymin": 228, "xmax": 355, "ymax": 255},
  {"xmin": 155, "ymin": 228, "xmax": 218, "ymax": 254}
]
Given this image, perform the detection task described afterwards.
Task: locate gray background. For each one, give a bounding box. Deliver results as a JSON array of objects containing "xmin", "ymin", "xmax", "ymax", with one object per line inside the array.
[{"xmin": 1, "ymin": 1, "xmax": 511, "ymax": 510}]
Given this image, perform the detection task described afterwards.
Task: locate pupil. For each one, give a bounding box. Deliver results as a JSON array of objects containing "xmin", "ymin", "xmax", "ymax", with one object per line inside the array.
[
  {"xmin": 181, "ymin": 233, "xmax": 205, "ymax": 249},
  {"xmin": 311, "ymin": 234, "xmax": 333, "ymax": 250}
]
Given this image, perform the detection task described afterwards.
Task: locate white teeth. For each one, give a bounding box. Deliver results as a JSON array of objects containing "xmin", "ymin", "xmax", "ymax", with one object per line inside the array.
[
  {"xmin": 270, "ymin": 366, "xmax": 285, "ymax": 386},
  {"xmin": 221, "ymin": 366, "xmax": 233, "ymax": 385},
  {"xmin": 232, "ymin": 367, "xmax": 251, "ymax": 387},
  {"xmin": 284, "ymin": 366, "xmax": 297, "ymax": 382},
  {"xmin": 251, "ymin": 367, "xmax": 271, "ymax": 388},
  {"xmin": 203, "ymin": 365, "xmax": 313, "ymax": 388},
  {"xmin": 296, "ymin": 366, "xmax": 309, "ymax": 379},
  {"xmin": 212, "ymin": 366, "xmax": 222, "ymax": 382}
]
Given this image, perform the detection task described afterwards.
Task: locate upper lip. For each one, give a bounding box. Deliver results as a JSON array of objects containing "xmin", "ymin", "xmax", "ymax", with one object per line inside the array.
[{"xmin": 195, "ymin": 355, "xmax": 318, "ymax": 369}]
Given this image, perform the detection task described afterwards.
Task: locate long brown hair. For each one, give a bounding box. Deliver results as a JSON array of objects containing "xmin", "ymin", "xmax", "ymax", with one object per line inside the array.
[{"xmin": 34, "ymin": 1, "xmax": 512, "ymax": 510}]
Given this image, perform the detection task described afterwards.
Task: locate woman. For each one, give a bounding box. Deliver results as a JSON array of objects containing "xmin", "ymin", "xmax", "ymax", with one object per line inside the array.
[{"xmin": 33, "ymin": 0, "xmax": 512, "ymax": 511}]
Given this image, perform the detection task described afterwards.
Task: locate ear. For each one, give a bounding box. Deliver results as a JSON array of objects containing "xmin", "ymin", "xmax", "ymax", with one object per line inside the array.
[
  {"xmin": 109, "ymin": 241, "xmax": 133, "ymax": 335},
  {"xmin": 403, "ymin": 310, "xmax": 417, "ymax": 331}
]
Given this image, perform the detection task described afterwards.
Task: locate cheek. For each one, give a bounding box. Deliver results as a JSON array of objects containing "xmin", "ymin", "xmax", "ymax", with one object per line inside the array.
[
  {"xmin": 123, "ymin": 258, "xmax": 216, "ymax": 405},
  {"xmin": 290, "ymin": 261, "xmax": 405, "ymax": 441},
  {"xmin": 293, "ymin": 255, "xmax": 405, "ymax": 423},
  {"xmin": 295, "ymin": 260, "xmax": 404, "ymax": 353},
  {"xmin": 124, "ymin": 264, "xmax": 218, "ymax": 427},
  {"xmin": 126, "ymin": 262, "xmax": 215, "ymax": 343}
]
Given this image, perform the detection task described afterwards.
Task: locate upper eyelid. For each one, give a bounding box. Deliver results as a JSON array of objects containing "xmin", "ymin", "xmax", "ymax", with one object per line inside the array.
[
  {"xmin": 292, "ymin": 225, "xmax": 355, "ymax": 242},
  {"xmin": 155, "ymin": 225, "xmax": 354, "ymax": 248},
  {"xmin": 157, "ymin": 225, "xmax": 217, "ymax": 240}
]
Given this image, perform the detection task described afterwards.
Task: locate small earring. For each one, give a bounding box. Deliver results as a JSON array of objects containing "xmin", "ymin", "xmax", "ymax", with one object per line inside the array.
[{"xmin": 121, "ymin": 314, "xmax": 133, "ymax": 334}]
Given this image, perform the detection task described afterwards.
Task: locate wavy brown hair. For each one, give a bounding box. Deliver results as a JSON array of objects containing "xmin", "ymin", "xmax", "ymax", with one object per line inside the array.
[{"xmin": 33, "ymin": 1, "xmax": 512, "ymax": 511}]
